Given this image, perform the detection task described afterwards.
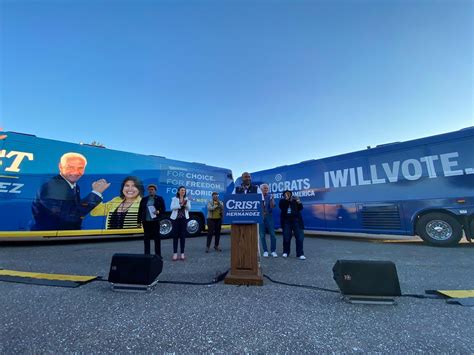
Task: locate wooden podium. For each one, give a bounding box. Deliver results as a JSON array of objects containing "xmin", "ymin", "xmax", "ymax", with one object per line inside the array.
[{"xmin": 224, "ymin": 224, "xmax": 263, "ymax": 286}]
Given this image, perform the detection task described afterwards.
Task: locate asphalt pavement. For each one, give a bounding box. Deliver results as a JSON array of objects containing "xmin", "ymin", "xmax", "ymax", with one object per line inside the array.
[{"xmin": 0, "ymin": 234, "xmax": 473, "ymax": 353}]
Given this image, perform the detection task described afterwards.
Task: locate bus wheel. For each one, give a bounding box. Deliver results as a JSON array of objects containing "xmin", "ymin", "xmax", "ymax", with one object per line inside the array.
[
  {"xmin": 416, "ymin": 213, "xmax": 463, "ymax": 246},
  {"xmin": 186, "ymin": 216, "xmax": 202, "ymax": 237},
  {"xmin": 160, "ymin": 218, "xmax": 173, "ymax": 239}
]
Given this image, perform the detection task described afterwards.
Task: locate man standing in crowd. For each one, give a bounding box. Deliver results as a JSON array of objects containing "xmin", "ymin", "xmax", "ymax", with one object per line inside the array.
[
  {"xmin": 279, "ymin": 190, "xmax": 306, "ymax": 260},
  {"xmin": 259, "ymin": 183, "xmax": 277, "ymax": 257},
  {"xmin": 138, "ymin": 184, "xmax": 166, "ymax": 256},
  {"xmin": 206, "ymin": 192, "xmax": 224, "ymax": 252},
  {"xmin": 31, "ymin": 152, "xmax": 110, "ymax": 230}
]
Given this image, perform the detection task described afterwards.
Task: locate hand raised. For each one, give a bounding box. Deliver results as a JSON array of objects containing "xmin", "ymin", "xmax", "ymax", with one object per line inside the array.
[{"xmin": 92, "ymin": 179, "xmax": 111, "ymax": 194}]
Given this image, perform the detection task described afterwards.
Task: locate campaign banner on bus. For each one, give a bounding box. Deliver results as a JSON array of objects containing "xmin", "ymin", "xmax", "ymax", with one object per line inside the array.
[
  {"xmin": 223, "ymin": 193, "xmax": 263, "ymax": 224},
  {"xmin": 0, "ymin": 131, "xmax": 234, "ymax": 238}
]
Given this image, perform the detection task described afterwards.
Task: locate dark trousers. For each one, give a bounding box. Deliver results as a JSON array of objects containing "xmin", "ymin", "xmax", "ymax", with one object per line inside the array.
[
  {"xmin": 282, "ymin": 219, "xmax": 304, "ymax": 257},
  {"xmin": 206, "ymin": 218, "xmax": 222, "ymax": 248},
  {"xmin": 172, "ymin": 218, "xmax": 187, "ymax": 253},
  {"xmin": 143, "ymin": 220, "xmax": 161, "ymax": 256}
]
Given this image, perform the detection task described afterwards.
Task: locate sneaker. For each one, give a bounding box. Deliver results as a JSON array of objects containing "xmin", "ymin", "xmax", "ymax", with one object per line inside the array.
[
  {"xmin": 282, "ymin": 253, "xmax": 288, "ymax": 258},
  {"xmin": 263, "ymin": 251, "xmax": 269, "ymax": 257},
  {"xmin": 271, "ymin": 252, "xmax": 278, "ymax": 258},
  {"xmin": 172, "ymin": 253, "xmax": 178, "ymax": 261},
  {"xmin": 180, "ymin": 253, "xmax": 186, "ymax": 260},
  {"xmin": 299, "ymin": 255, "xmax": 306, "ymax": 260}
]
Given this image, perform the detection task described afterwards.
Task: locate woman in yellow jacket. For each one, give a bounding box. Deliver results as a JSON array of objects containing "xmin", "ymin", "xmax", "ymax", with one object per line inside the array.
[{"xmin": 91, "ymin": 176, "xmax": 144, "ymax": 229}]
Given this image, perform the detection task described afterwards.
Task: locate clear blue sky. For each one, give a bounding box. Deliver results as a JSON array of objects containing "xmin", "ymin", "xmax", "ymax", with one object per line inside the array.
[{"xmin": 1, "ymin": 0, "xmax": 472, "ymax": 177}]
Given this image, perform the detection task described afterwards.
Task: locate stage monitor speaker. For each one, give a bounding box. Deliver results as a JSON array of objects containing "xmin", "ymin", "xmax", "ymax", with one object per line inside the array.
[
  {"xmin": 108, "ymin": 254, "xmax": 163, "ymax": 286},
  {"xmin": 332, "ymin": 260, "xmax": 401, "ymax": 297}
]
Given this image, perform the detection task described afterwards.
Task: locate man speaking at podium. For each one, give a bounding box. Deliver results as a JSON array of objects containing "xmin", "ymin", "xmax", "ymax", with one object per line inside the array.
[
  {"xmin": 225, "ymin": 172, "xmax": 265, "ymax": 285},
  {"xmin": 232, "ymin": 172, "xmax": 262, "ymax": 195}
]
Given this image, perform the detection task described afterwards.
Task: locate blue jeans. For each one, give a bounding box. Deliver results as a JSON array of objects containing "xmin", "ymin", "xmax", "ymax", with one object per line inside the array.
[
  {"xmin": 282, "ymin": 219, "xmax": 304, "ymax": 257},
  {"xmin": 259, "ymin": 214, "xmax": 276, "ymax": 253}
]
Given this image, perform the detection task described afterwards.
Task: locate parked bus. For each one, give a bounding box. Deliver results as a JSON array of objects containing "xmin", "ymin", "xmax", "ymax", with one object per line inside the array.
[
  {"xmin": 250, "ymin": 127, "xmax": 474, "ymax": 246},
  {"xmin": 0, "ymin": 131, "xmax": 234, "ymax": 241}
]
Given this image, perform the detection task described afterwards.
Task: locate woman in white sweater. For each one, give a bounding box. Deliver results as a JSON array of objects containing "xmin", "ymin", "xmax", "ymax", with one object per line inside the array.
[{"xmin": 170, "ymin": 186, "xmax": 191, "ymax": 261}]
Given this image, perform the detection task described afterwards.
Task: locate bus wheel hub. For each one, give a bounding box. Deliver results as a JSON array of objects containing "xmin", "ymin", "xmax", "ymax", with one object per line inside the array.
[{"xmin": 426, "ymin": 220, "xmax": 452, "ymax": 240}]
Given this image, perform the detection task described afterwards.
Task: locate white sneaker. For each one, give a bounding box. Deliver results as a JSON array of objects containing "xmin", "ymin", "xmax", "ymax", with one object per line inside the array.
[
  {"xmin": 263, "ymin": 251, "xmax": 269, "ymax": 257},
  {"xmin": 271, "ymin": 252, "xmax": 278, "ymax": 258},
  {"xmin": 282, "ymin": 253, "xmax": 288, "ymax": 258},
  {"xmin": 299, "ymin": 255, "xmax": 306, "ymax": 260}
]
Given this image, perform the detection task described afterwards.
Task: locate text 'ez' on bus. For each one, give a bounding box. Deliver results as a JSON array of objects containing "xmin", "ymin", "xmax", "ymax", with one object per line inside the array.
[
  {"xmin": 250, "ymin": 127, "xmax": 474, "ymax": 246},
  {"xmin": 0, "ymin": 131, "xmax": 234, "ymax": 241}
]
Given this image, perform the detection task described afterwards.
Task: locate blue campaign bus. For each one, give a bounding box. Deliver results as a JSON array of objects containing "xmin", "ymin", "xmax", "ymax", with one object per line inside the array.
[
  {"xmin": 0, "ymin": 131, "xmax": 234, "ymax": 241},
  {"xmin": 250, "ymin": 127, "xmax": 474, "ymax": 246}
]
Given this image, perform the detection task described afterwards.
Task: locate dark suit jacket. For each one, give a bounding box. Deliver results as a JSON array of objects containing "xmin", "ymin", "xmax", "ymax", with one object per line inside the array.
[
  {"xmin": 31, "ymin": 175, "xmax": 102, "ymax": 230},
  {"xmin": 137, "ymin": 195, "xmax": 166, "ymax": 224},
  {"xmin": 235, "ymin": 184, "xmax": 259, "ymax": 194},
  {"xmin": 279, "ymin": 198, "xmax": 304, "ymax": 226}
]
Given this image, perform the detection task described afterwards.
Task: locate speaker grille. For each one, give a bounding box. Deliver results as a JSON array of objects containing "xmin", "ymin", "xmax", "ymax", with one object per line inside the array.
[
  {"xmin": 108, "ymin": 254, "xmax": 163, "ymax": 285},
  {"xmin": 333, "ymin": 260, "xmax": 401, "ymax": 296}
]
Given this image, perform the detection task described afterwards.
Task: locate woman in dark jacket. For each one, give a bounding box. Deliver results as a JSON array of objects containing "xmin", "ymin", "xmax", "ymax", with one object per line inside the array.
[{"xmin": 279, "ymin": 190, "xmax": 305, "ymax": 260}]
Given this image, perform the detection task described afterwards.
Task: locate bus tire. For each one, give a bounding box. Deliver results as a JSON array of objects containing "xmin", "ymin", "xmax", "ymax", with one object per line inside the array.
[
  {"xmin": 159, "ymin": 217, "xmax": 173, "ymax": 239},
  {"xmin": 186, "ymin": 215, "xmax": 202, "ymax": 237},
  {"xmin": 416, "ymin": 213, "xmax": 463, "ymax": 247}
]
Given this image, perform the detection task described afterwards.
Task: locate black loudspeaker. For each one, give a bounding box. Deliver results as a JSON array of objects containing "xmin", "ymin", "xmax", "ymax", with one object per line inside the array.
[
  {"xmin": 332, "ymin": 260, "xmax": 401, "ymax": 297},
  {"xmin": 108, "ymin": 254, "xmax": 163, "ymax": 285}
]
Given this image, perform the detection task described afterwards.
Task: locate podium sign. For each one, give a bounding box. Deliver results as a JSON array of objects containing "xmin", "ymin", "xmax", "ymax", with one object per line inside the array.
[
  {"xmin": 223, "ymin": 193, "xmax": 263, "ymax": 286},
  {"xmin": 223, "ymin": 194, "xmax": 263, "ymax": 224}
]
